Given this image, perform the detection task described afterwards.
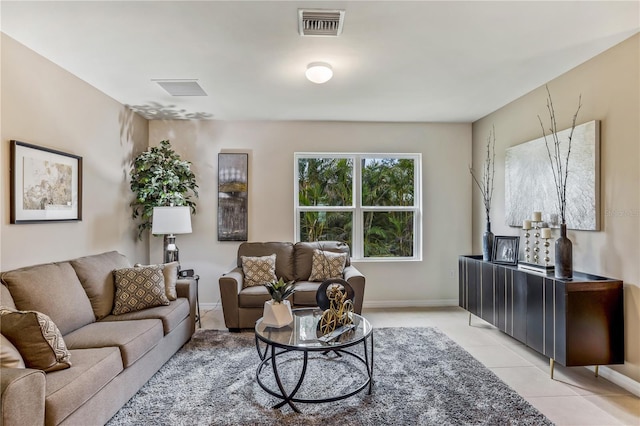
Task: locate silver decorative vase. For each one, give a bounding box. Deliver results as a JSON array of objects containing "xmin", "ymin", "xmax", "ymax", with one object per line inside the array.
[
  {"xmin": 555, "ymin": 223, "xmax": 573, "ymax": 279},
  {"xmin": 482, "ymin": 221, "xmax": 494, "ymax": 262}
]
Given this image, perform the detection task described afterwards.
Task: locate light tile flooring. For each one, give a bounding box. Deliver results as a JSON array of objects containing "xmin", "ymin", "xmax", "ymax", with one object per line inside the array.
[{"xmin": 200, "ymin": 306, "xmax": 640, "ymax": 426}]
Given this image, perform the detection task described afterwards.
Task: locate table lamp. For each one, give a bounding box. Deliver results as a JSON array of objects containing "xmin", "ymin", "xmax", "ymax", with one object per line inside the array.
[{"xmin": 151, "ymin": 206, "xmax": 192, "ymax": 264}]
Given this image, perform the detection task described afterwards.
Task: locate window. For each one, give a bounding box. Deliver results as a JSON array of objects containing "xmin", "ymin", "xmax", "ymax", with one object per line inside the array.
[{"xmin": 295, "ymin": 153, "xmax": 421, "ymax": 261}]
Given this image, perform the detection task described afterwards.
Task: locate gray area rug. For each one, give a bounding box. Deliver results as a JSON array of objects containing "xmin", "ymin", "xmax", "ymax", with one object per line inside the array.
[{"xmin": 107, "ymin": 327, "xmax": 553, "ymax": 425}]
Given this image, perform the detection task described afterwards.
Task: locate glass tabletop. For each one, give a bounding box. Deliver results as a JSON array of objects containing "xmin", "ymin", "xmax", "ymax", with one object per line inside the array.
[{"xmin": 255, "ymin": 308, "xmax": 372, "ymax": 350}]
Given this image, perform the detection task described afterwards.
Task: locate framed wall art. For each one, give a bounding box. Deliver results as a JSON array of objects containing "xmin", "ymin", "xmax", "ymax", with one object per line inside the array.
[
  {"xmin": 492, "ymin": 236, "xmax": 520, "ymax": 266},
  {"xmin": 218, "ymin": 152, "xmax": 248, "ymax": 241},
  {"xmin": 10, "ymin": 140, "xmax": 82, "ymax": 224}
]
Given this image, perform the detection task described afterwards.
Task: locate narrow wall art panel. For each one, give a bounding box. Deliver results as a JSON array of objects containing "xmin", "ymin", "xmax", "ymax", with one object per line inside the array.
[
  {"xmin": 218, "ymin": 153, "xmax": 248, "ymax": 241},
  {"xmin": 505, "ymin": 120, "xmax": 600, "ymax": 230}
]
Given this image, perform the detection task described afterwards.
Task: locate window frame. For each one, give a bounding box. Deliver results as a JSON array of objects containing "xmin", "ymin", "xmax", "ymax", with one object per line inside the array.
[{"xmin": 294, "ymin": 152, "xmax": 422, "ymax": 262}]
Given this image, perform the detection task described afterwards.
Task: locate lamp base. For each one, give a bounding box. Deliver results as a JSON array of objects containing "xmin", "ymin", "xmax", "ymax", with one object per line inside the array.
[{"xmin": 163, "ymin": 234, "xmax": 180, "ymax": 264}]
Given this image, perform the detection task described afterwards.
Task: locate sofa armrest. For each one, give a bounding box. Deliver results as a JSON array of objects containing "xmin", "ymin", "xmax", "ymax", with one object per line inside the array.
[
  {"xmin": 219, "ymin": 267, "xmax": 244, "ymax": 330},
  {"xmin": 344, "ymin": 265, "xmax": 366, "ymax": 314},
  {"xmin": 1, "ymin": 368, "xmax": 46, "ymax": 426},
  {"xmin": 176, "ymin": 277, "xmax": 198, "ymax": 334}
]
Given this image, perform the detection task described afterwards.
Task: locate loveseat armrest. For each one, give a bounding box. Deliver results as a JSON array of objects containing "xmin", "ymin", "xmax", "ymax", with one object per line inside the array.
[
  {"xmin": 176, "ymin": 277, "xmax": 198, "ymax": 334},
  {"xmin": 344, "ymin": 265, "xmax": 366, "ymax": 314},
  {"xmin": 1, "ymin": 367, "xmax": 45, "ymax": 426},
  {"xmin": 219, "ymin": 267, "xmax": 244, "ymax": 330}
]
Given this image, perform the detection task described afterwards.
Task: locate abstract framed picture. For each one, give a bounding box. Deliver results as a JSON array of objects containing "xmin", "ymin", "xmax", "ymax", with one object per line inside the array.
[
  {"xmin": 492, "ymin": 236, "xmax": 520, "ymax": 266},
  {"xmin": 10, "ymin": 140, "xmax": 82, "ymax": 224},
  {"xmin": 218, "ymin": 152, "xmax": 248, "ymax": 241}
]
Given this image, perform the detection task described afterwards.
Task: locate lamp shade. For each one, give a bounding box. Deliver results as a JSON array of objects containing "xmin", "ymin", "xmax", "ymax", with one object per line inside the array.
[
  {"xmin": 305, "ymin": 62, "xmax": 333, "ymax": 84},
  {"xmin": 151, "ymin": 206, "xmax": 192, "ymax": 235}
]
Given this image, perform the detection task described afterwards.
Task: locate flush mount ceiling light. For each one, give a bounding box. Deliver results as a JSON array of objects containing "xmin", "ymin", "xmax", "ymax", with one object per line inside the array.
[{"xmin": 305, "ymin": 62, "xmax": 333, "ymax": 84}]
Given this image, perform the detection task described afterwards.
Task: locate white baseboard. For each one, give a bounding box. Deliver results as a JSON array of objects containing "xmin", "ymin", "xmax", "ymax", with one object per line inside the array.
[
  {"xmin": 362, "ymin": 299, "xmax": 459, "ymax": 309},
  {"xmin": 199, "ymin": 302, "xmax": 221, "ymax": 311},
  {"xmin": 586, "ymin": 365, "xmax": 640, "ymax": 397}
]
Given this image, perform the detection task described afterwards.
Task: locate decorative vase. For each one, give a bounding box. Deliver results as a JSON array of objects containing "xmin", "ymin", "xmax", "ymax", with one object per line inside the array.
[
  {"xmin": 482, "ymin": 220, "xmax": 494, "ymax": 262},
  {"xmin": 555, "ymin": 223, "xmax": 573, "ymax": 279},
  {"xmin": 262, "ymin": 299, "xmax": 293, "ymax": 328}
]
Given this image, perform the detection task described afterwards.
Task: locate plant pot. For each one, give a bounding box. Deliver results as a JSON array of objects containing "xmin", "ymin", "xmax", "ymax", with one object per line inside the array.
[
  {"xmin": 482, "ymin": 221, "xmax": 494, "ymax": 262},
  {"xmin": 262, "ymin": 299, "xmax": 293, "ymax": 328},
  {"xmin": 555, "ymin": 223, "xmax": 573, "ymax": 279}
]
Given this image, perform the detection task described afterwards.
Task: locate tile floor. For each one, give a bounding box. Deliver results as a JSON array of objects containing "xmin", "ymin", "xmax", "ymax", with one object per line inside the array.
[{"xmin": 200, "ymin": 306, "xmax": 639, "ymax": 426}]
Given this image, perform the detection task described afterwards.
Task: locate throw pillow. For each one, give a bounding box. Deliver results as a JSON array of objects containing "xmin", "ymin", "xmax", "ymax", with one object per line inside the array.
[
  {"xmin": 112, "ymin": 266, "xmax": 170, "ymax": 315},
  {"xmin": 0, "ymin": 308, "xmax": 71, "ymax": 372},
  {"xmin": 134, "ymin": 262, "xmax": 179, "ymax": 301},
  {"xmin": 241, "ymin": 254, "xmax": 277, "ymax": 288},
  {"xmin": 308, "ymin": 249, "xmax": 348, "ymax": 282},
  {"xmin": 1, "ymin": 334, "xmax": 26, "ymax": 368}
]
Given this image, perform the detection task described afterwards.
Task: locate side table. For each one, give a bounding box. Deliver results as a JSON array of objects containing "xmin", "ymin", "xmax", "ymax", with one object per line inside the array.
[{"xmin": 194, "ymin": 274, "xmax": 201, "ymax": 328}]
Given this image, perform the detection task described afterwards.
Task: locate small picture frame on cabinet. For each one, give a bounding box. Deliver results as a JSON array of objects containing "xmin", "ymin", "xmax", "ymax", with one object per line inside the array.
[{"xmin": 492, "ymin": 236, "xmax": 519, "ymax": 266}]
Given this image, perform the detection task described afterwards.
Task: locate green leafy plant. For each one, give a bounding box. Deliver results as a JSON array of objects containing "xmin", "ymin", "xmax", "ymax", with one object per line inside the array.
[
  {"xmin": 130, "ymin": 140, "xmax": 199, "ymax": 238},
  {"xmin": 263, "ymin": 278, "xmax": 296, "ymax": 303}
]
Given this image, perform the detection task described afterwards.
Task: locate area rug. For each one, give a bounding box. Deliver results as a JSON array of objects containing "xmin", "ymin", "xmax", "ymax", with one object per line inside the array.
[{"xmin": 107, "ymin": 327, "xmax": 553, "ymax": 425}]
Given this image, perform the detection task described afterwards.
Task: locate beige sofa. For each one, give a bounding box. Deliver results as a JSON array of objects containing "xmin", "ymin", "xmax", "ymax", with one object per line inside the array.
[
  {"xmin": 0, "ymin": 251, "xmax": 197, "ymax": 426},
  {"xmin": 219, "ymin": 241, "xmax": 365, "ymax": 331}
]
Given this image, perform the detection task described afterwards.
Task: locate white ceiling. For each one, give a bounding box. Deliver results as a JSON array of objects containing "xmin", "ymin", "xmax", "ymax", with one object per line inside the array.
[{"xmin": 1, "ymin": 1, "xmax": 639, "ymax": 122}]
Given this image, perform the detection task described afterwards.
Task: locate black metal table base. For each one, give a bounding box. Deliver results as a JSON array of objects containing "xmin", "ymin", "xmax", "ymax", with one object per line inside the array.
[{"xmin": 254, "ymin": 333, "xmax": 374, "ymax": 413}]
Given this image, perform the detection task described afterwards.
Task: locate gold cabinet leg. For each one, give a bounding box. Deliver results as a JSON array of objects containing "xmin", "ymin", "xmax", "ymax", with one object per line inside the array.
[
  {"xmin": 550, "ymin": 358, "xmax": 555, "ymax": 380},
  {"xmin": 468, "ymin": 312, "xmax": 471, "ymax": 326},
  {"xmin": 595, "ymin": 365, "xmax": 599, "ymax": 377}
]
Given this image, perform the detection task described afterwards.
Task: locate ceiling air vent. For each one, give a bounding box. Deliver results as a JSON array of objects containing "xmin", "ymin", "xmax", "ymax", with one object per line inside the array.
[
  {"xmin": 298, "ymin": 9, "xmax": 345, "ymax": 37},
  {"xmin": 153, "ymin": 79, "xmax": 207, "ymax": 96}
]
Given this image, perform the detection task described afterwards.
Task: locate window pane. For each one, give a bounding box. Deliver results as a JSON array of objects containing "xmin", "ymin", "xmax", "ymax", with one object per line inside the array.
[
  {"xmin": 362, "ymin": 158, "xmax": 414, "ymax": 207},
  {"xmin": 363, "ymin": 211, "xmax": 414, "ymax": 257},
  {"xmin": 298, "ymin": 158, "xmax": 353, "ymax": 206},
  {"xmin": 299, "ymin": 211, "xmax": 352, "ymax": 246}
]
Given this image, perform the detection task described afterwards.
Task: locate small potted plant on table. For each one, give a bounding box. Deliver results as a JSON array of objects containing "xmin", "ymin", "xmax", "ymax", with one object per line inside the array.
[{"xmin": 262, "ymin": 278, "xmax": 295, "ymax": 328}]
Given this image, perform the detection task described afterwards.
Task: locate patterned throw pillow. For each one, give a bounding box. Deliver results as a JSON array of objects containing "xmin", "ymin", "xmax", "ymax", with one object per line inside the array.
[
  {"xmin": 134, "ymin": 262, "xmax": 179, "ymax": 301},
  {"xmin": 112, "ymin": 266, "xmax": 170, "ymax": 315},
  {"xmin": 241, "ymin": 254, "xmax": 277, "ymax": 288},
  {"xmin": 0, "ymin": 308, "xmax": 71, "ymax": 372},
  {"xmin": 309, "ymin": 249, "xmax": 348, "ymax": 282}
]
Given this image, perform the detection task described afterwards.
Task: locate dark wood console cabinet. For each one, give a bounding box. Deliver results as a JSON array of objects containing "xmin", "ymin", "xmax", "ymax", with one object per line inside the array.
[{"xmin": 458, "ymin": 255, "xmax": 624, "ymax": 375}]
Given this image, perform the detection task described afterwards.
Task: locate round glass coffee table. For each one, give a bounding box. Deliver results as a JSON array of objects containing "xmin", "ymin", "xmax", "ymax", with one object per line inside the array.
[{"xmin": 255, "ymin": 307, "xmax": 373, "ymax": 413}]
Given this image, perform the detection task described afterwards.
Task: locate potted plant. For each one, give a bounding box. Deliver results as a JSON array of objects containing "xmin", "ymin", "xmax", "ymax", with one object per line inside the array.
[
  {"xmin": 470, "ymin": 126, "xmax": 496, "ymax": 261},
  {"xmin": 130, "ymin": 140, "xmax": 198, "ymax": 239},
  {"xmin": 262, "ymin": 278, "xmax": 295, "ymax": 328}
]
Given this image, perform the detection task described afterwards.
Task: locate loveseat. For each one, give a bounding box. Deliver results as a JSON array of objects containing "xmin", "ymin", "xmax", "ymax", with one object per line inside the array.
[
  {"xmin": 0, "ymin": 251, "xmax": 198, "ymax": 426},
  {"xmin": 219, "ymin": 241, "xmax": 365, "ymax": 331}
]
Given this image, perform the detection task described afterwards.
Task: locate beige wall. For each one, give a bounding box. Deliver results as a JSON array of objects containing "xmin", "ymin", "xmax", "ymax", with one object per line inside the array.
[
  {"xmin": 1, "ymin": 34, "xmax": 149, "ymax": 270},
  {"xmin": 148, "ymin": 120, "xmax": 472, "ymax": 308},
  {"xmin": 472, "ymin": 34, "xmax": 640, "ymax": 383}
]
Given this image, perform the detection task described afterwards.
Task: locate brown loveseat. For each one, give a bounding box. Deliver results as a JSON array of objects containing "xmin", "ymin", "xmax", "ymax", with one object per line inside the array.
[
  {"xmin": 219, "ymin": 241, "xmax": 365, "ymax": 331},
  {"xmin": 0, "ymin": 251, "xmax": 198, "ymax": 426}
]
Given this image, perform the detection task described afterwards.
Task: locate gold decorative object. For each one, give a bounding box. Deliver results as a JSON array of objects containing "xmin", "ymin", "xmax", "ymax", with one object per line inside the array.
[{"xmin": 318, "ymin": 283, "xmax": 354, "ymax": 335}]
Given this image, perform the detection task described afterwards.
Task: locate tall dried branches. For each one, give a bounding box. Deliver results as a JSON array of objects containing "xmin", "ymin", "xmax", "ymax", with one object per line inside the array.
[
  {"xmin": 537, "ymin": 85, "xmax": 582, "ymax": 224},
  {"xmin": 470, "ymin": 125, "xmax": 496, "ymax": 222}
]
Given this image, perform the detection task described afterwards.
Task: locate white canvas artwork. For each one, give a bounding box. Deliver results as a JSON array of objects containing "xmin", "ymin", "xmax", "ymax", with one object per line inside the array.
[{"xmin": 505, "ymin": 120, "xmax": 600, "ymax": 231}]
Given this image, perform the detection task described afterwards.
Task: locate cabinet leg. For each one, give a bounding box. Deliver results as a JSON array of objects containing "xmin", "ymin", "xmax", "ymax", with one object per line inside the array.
[
  {"xmin": 595, "ymin": 365, "xmax": 599, "ymax": 378},
  {"xmin": 468, "ymin": 312, "xmax": 471, "ymax": 326},
  {"xmin": 550, "ymin": 358, "xmax": 555, "ymax": 380}
]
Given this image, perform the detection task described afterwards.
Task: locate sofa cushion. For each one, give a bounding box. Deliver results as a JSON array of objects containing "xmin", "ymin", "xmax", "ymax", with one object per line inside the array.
[
  {"xmin": 63, "ymin": 320, "xmax": 163, "ymax": 368},
  {"xmin": 0, "ymin": 309, "xmax": 72, "ymax": 372},
  {"xmin": 0, "ymin": 283, "xmax": 17, "ymax": 310},
  {"xmin": 294, "ymin": 241, "xmax": 351, "ymax": 281},
  {"xmin": 70, "ymin": 251, "xmax": 131, "ymax": 320},
  {"xmin": 112, "ymin": 266, "xmax": 170, "ymax": 315},
  {"xmin": 134, "ymin": 262, "xmax": 179, "ymax": 301},
  {"xmin": 100, "ymin": 298, "xmax": 189, "ymax": 335},
  {"xmin": 241, "ymin": 254, "xmax": 277, "ymax": 288},
  {"xmin": 292, "ymin": 281, "xmax": 322, "ymax": 307},
  {"xmin": 0, "ymin": 262, "xmax": 95, "ymax": 335},
  {"xmin": 238, "ymin": 285, "xmax": 272, "ymax": 308},
  {"xmin": 237, "ymin": 242, "xmax": 295, "ymax": 282},
  {"xmin": 45, "ymin": 347, "xmax": 123, "ymax": 426},
  {"xmin": 1, "ymin": 334, "xmax": 26, "ymax": 368},
  {"xmin": 308, "ymin": 249, "xmax": 348, "ymax": 281}
]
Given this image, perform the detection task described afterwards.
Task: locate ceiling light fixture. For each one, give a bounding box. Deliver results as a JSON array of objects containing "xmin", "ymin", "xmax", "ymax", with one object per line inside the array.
[{"xmin": 305, "ymin": 62, "xmax": 333, "ymax": 84}]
